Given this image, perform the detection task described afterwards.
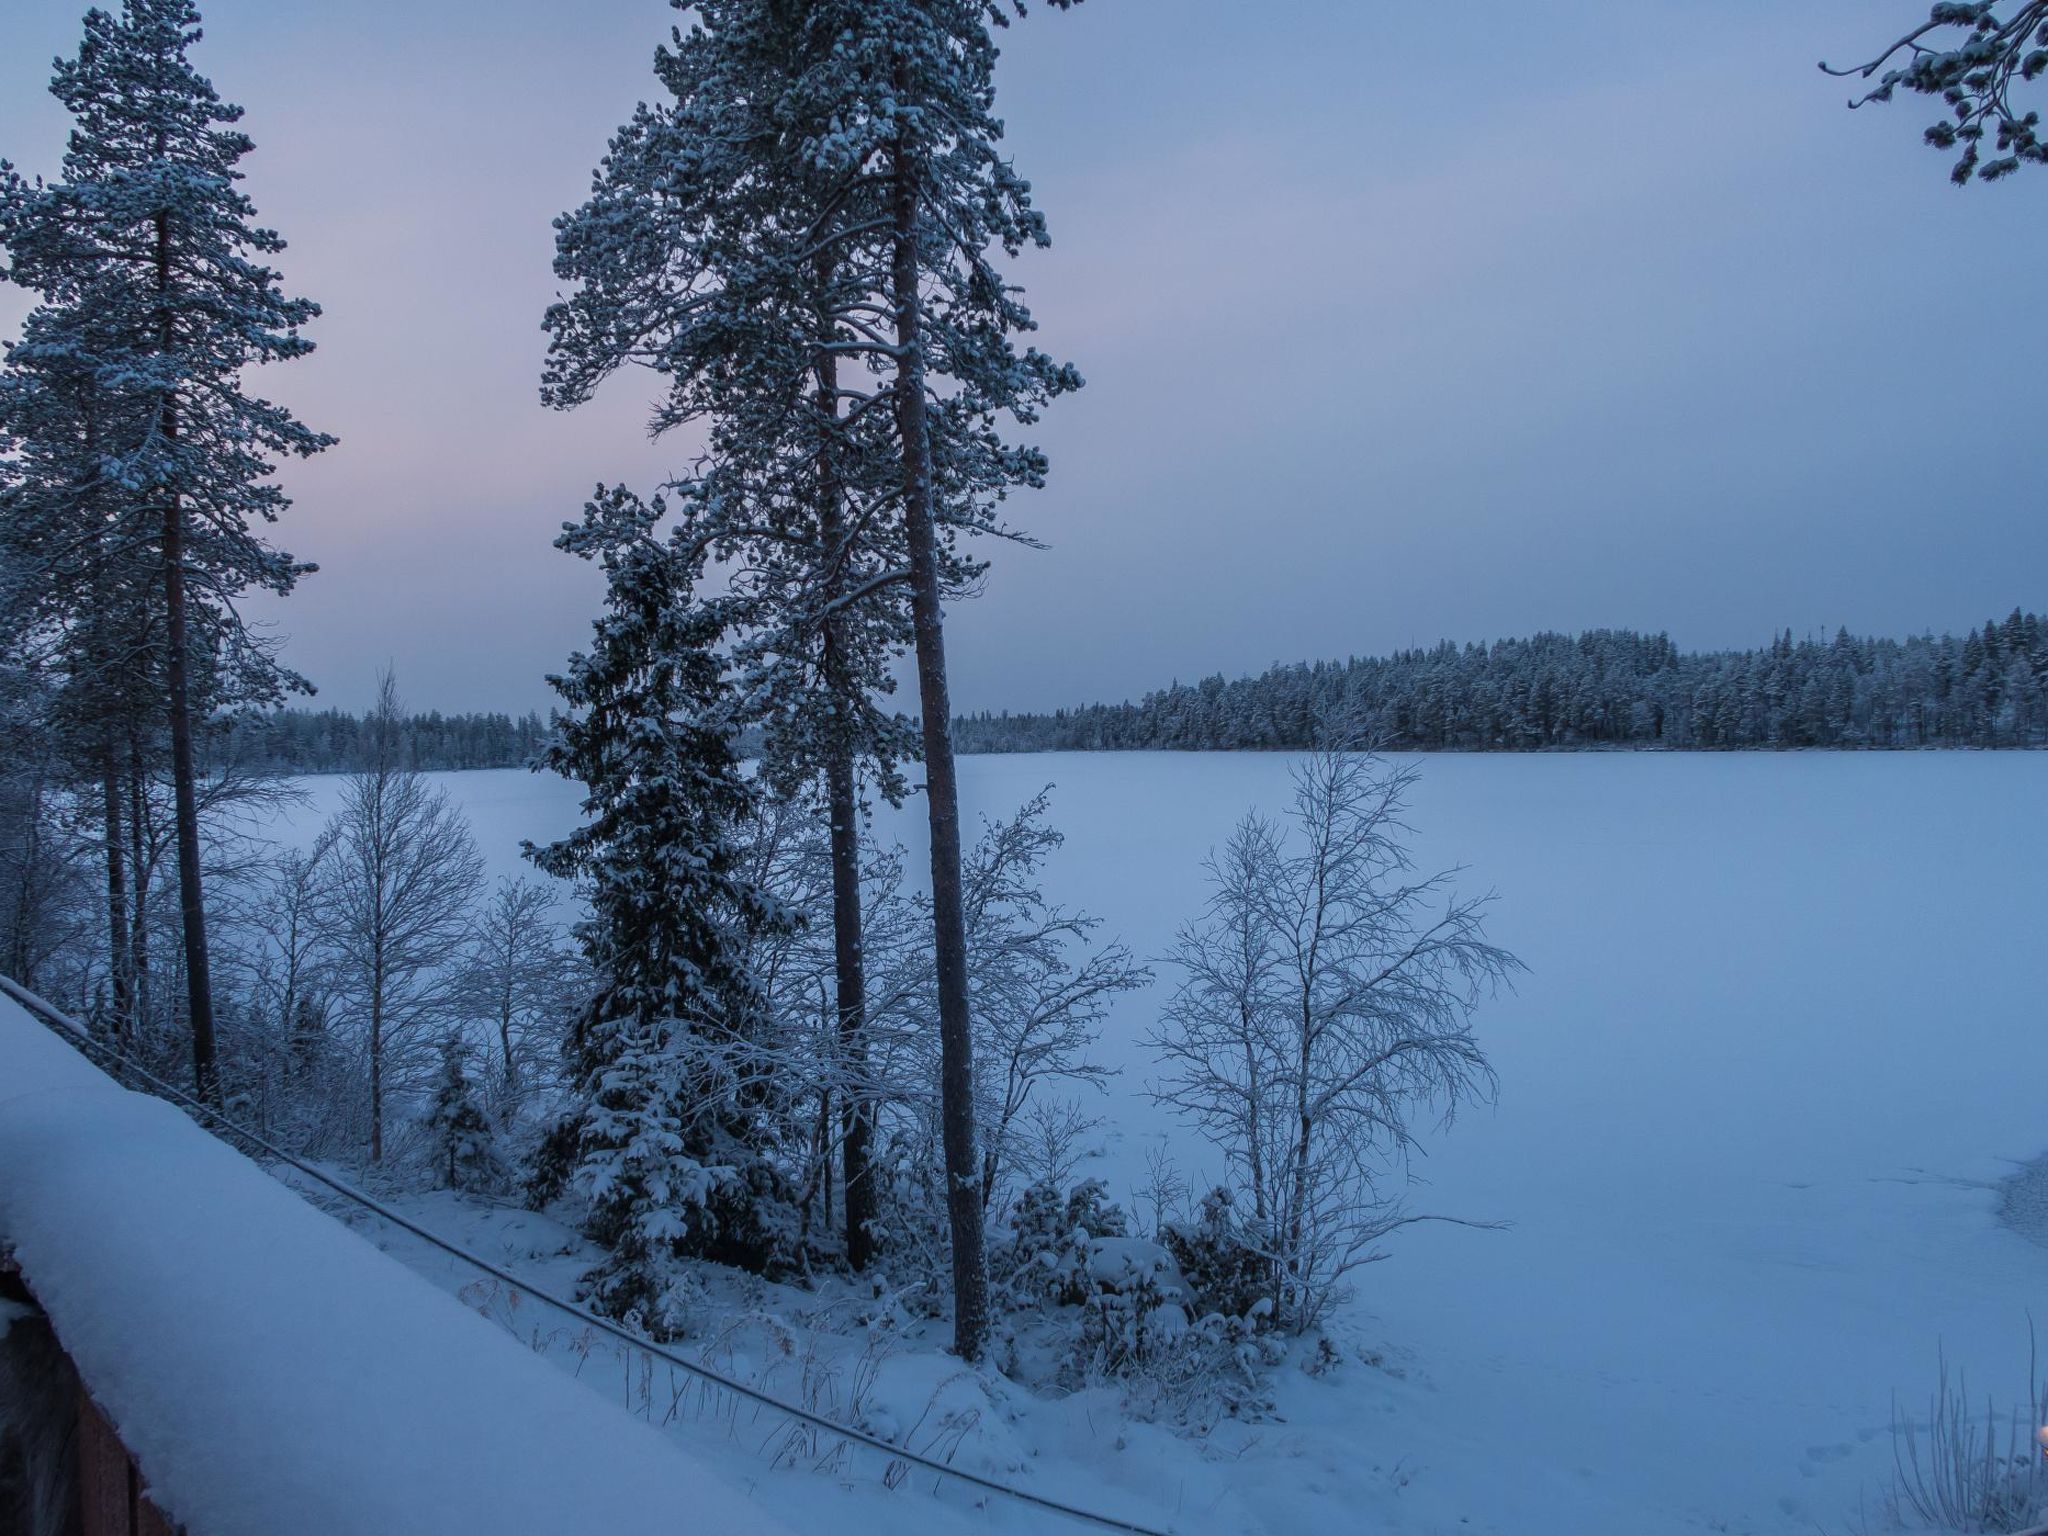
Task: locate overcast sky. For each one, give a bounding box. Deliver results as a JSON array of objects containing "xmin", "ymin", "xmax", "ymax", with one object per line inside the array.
[{"xmin": 3, "ymin": 1, "xmax": 2043, "ymax": 715}]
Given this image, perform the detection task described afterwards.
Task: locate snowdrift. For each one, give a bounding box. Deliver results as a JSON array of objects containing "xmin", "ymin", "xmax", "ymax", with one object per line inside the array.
[{"xmin": 0, "ymin": 996, "xmax": 789, "ymax": 1536}]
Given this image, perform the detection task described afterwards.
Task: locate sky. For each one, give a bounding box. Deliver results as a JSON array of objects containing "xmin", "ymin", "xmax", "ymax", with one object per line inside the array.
[{"xmin": 2, "ymin": 1, "xmax": 2043, "ymax": 716}]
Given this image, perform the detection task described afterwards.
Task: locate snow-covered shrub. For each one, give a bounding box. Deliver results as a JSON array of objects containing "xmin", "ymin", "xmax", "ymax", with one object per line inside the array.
[
  {"xmin": 859, "ymin": 1131, "xmax": 952, "ymax": 1311},
  {"xmin": 1067, "ymin": 1236, "xmax": 1190, "ymax": 1379},
  {"xmin": 425, "ymin": 1035, "xmax": 502, "ymax": 1193},
  {"xmin": 994, "ymin": 1177, "xmax": 1129, "ymax": 1306},
  {"xmin": 1888, "ymin": 1342, "xmax": 2048, "ymax": 1533},
  {"xmin": 1161, "ymin": 1187, "xmax": 1275, "ymax": 1333},
  {"xmin": 985, "ymin": 1177, "xmax": 1271, "ymax": 1422}
]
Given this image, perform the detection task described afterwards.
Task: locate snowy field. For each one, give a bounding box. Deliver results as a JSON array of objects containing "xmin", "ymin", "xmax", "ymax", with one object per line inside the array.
[{"xmin": 261, "ymin": 751, "xmax": 2048, "ymax": 1535}]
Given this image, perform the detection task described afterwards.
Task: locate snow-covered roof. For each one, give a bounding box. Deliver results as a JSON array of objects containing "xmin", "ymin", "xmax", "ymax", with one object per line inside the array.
[{"xmin": 0, "ymin": 996, "xmax": 791, "ymax": 1536}]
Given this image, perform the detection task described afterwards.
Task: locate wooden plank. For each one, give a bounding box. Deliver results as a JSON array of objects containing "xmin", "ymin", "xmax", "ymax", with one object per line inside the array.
[
  {"xmin": 136, "ymin": 1494, "xmax": 177, "ymax": 1536},
  {"xmin": 75, "ymin": 1386, "xmax": 134, "ymax": 1536}
]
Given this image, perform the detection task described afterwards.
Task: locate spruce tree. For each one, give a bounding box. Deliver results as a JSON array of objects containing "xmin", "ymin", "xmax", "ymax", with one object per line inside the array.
[
  {"xmin": 527, "ymin": 487, "xmax": 792, "ymax": 1337},
  {"xmin": 0, "ymin": 0, "xmax": 333, "ymax": 1094},
  {"xmin": 426, "ymin": 1034, "xmax": 498, "ymax": 1193}
]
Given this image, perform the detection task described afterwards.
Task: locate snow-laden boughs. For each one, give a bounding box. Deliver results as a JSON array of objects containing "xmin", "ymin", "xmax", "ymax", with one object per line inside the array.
[
  {"xmin": 0, "ymin": 0, "xmax": 332, "ymax": 1096},
  {"xmin": 526, "ymin": 487, "xmax": 797, "ymax": 1336},
  {"xmin": 1826, "ymin": 3, "xmax": 2048, "ymax": 182}
]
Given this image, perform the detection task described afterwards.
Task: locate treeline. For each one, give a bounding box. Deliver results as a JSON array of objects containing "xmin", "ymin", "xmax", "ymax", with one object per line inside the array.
[
  {"xmin": 955, "ymin": 612, "xmax": 2048, "ymax": 753},
  {"xmin": 216, "ymin": 707, "xmax": 552, "ymax": 775}
]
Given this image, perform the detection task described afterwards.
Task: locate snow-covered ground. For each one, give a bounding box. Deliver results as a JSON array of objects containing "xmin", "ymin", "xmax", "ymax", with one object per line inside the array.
[{"xmin": 259, "ymin": 751, "xmax": 2048, "ymax": 1535}]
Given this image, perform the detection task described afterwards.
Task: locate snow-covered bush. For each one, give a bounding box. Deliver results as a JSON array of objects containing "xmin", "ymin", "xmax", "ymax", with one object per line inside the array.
[
  {"xmin": 984, "ymin": 1177, "xmax": 1271, "ymax": 1423},
  {"xmin": 994, "ymin": 1177, "xmax": 1129, "ymax": 1306},
  {"xmin": 1888, "ymin": 1343, "xmax": 2048, "ymax": 1533},
  {"xmin": 1161, "ymin": 1186, "xmax": 1275, "ymax": 1333},
  {"xmin": 858, "ymin": 1130, "xmax": 952, "ymax": 1312},
  {"xmin": 1067, "ymin": 1236, "xmax": 1191, "ymax": 1381},
  {"xmin": 425, "ymin": 1035, "xmax": 501, "ymax": 1193}
]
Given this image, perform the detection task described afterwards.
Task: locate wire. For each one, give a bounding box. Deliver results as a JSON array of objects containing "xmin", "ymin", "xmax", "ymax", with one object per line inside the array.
[{"xmin": 0, "ymin": 974, "xmax": 1170, "ymax": 1536}]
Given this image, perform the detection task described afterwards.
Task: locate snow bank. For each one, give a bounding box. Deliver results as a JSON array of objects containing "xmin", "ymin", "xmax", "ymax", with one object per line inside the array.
[{"xmin": 0, "ymin": 997, "xmax": 791, "ymax": 1536}]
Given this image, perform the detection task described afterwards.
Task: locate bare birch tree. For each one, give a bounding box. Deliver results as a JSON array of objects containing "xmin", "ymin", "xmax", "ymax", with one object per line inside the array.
[
  {"xmin": 323, "ymin": 673, "xmax": 483, "ymax": 1163},
  {"xmin": 457, "ymin": 875, "xmax": 575, "ymax": 1122},
  {"xmin": 1150, "ymin": 750, "xmax": 1519, "ymax": 1332}
]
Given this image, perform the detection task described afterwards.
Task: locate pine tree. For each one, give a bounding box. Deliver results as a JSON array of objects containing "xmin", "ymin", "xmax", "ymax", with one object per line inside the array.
[
  {"xmin": 0, "ymin": 295, "xmax": 158, "ymax": 1041},
  {"xmin": 1826, "ymin": 4, "xmax": 2048, "ymax": 183},
  {"xmin": 544, "ymin": 1, "xmax": 920, "ymax": 1273},
  {"xmin": 526, "ymin": 488, "xmax": 793, "ymax": 1337},
  {"xmin": 0, "ymin": 0, "xmax": 333, "ymax": 1096},
  {"xmin": 862, "ymin": 0, "xmax": 1084, "ymax": 1358},
  {"xmin": 710, "ymin": 0, "xmax": 1083, "ymax": 1358},
  {"xmin": 542, "ymin": 7, "xmax": 1085, "ymax": 1325}
]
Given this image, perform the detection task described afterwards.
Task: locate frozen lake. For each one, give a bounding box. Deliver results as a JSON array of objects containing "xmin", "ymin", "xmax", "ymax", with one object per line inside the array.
[{"xmin": 271, "ymin": 751, "xmax": 2048, "ymax": 1532}]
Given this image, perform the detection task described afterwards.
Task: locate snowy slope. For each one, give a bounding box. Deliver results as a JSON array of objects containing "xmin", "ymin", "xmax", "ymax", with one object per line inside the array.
[{"xmin": 0, "ymin": 999, "xmax": 796, "ymax": 1536}]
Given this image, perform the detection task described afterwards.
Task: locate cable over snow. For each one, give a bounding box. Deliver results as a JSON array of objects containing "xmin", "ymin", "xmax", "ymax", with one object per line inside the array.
[{"xmin": 0, "ymin": 995, "xmax": 793, "ymax": 1536}]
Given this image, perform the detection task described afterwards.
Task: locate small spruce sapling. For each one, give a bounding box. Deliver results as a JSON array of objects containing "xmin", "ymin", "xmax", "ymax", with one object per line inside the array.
[{"xmin": 427, "ymin": 1035, "xmax": 498, "ymax": 1193}]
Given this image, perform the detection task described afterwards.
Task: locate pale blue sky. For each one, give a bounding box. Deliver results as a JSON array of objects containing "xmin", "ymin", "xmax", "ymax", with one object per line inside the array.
[{"xmin": 3, "ymin": 2, "xmax": 2042, "ymax": 714}]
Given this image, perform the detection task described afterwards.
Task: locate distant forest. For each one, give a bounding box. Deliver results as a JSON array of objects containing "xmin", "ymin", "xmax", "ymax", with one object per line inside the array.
[
  {"xmin": 218, "ymin": 707, "xmax": 551, "ymax": 774},
  {"xmin": 953, "ymin": 611, "xmax": 2048, "ymax": 754},
  {"xmin": 227, "ymin": 612, "xmax": 2048, "ymax": 773}
]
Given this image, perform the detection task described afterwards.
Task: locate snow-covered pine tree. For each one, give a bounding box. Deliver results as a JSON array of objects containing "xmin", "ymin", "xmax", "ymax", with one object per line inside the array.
[
  {"xmin": 842, "ymin": 0, "xmax": 1085, "ymax": 1360},
  {"xmin": 545, "ymin": 0, "xmax": 921, "ymax": 1278},
  {"xmin": 526, "ymin": 487, "xmax": 794, "ymax": 1337},
  {"xmin": 544, "ymin": 0, "xmax": 1082, "ymax": 1360},
  {"xmin": 426, "ymin": 1034, "xmax": 498, "ymax": 1193},
  {"xmin": 0, "ymin": 294, "xmax": 160, "ymax": 1041},
  {"xmin": 0, "ymin": 0, "xmax": 333, "ymax": 1096}
]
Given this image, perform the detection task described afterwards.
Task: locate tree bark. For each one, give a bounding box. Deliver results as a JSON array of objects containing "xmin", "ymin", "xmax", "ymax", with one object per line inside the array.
[
  {"xmin": 890, "ymin": 126, "xmax": 988, "ymax": 1360},
  {"xmin": 812, "ymin": 305, "xmax": 879, "ymax": 1273},
  {"xmin": 157, "ymin": 206, "xmax": 218, "ymax": 1100},
  {"xmin": 100, "ymin": 740, "xmax": 133, "ymax": 1040},
  {"xmin": 369, "ymin": 949, "xmax": 385, "ymax": 1163},
  {"xmin": 825, "ymin": 737, "xmax": 876, "ymax": 1269},
  {"xmin": 127, "ymin": 735, "xmax": 151, "ymax": 1028}
]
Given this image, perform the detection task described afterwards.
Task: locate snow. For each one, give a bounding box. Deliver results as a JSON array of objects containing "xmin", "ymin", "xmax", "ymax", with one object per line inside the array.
[
  {"xmin": 0, "ymin": 1000, "xmax": 795, "ymax": 1536},
  {"xmin": 250, "ymin": 750, "xmax": 2048, "ymax": 1533}
]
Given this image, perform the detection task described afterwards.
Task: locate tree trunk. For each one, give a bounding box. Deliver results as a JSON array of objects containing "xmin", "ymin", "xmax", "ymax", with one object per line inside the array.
[
  {"xmin": 100, "ymin": 740, "xmax": 133, "ymax": 1040},
  {"xmin": 156, "ymin": 206, "xmax": 218, "ymax": 1099},
  {"xmin": 891, "ymin": 127, "xmax": 988, "ymax": 1361},
  {"xmin": 163, "ymin": 511, "xmax": 216, "ymax": 1095},
  {"xmin": 812, "ymin": 254, "xmax": 879, "ymax": 1274},
  {"xmin": 826, "ymin": 737, "xmax": 877, "ymax": 1270},
  {"xmin": 497, "ymin": 992, "xmax": 517, "ymax": 1111},
  {"xmin": 369, "ymin": 951, "xmax": 385, "ymax": 1163},
  {"xmin": 127, "ymin": 737, "xmax": 151, "ymax": 1028}
]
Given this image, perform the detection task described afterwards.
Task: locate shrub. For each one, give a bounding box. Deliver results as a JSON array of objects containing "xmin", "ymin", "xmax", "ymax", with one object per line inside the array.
[
  {"xmin": 1161, "ymin": 1187, "xmax": 1274, "ymax": 1332},
  {"xmin": 1889, "ymin": 1340, "xmax": 2048, "ymax": 1533}
]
